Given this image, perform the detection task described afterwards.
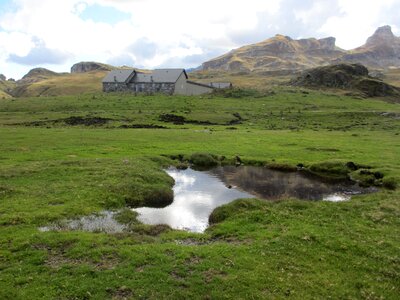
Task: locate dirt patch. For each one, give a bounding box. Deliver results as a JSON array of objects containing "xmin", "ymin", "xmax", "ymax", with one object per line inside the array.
[
  {"xmin": 159, "ymin": 113, "xmax": 243, "ymax": 126},
  {"xmin": 306, "ymin": 147, "xmax": 340, "ymax": 152},
  {"xmin": 12, "ymin": 116, "xmax": 112, "ymax": 127},
  {"xmin": 203, "ymin": 268, "xmax": 227, "ymax": 283},
  {"xmin": 63, "ymin": 116, "xmax": 111, "ymax": 126},
  {"xmin": 108, "ymin": 286, "xmax": 133, "ymax": 300},
  {"xmin": 45, "ymin": 253, "xmax": 119, "ymax": 271},
  {"xmin": 0, "ymin": 185, "xmax": 14, "ymax": 198},
  {"xmin": 119, "ymin": 124, "xmax": 167, "ymax": 129}
]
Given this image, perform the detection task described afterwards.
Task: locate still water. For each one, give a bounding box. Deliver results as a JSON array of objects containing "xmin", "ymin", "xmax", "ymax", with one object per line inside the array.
[{"xmin": 134, "ymin": 166, "xmax": 374, "ymax": 233}]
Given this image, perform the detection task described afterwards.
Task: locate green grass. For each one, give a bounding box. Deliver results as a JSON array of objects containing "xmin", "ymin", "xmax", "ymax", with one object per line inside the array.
[{"xmin": 0, "ymin": 90, "xmax": 399, "ymax": 299}]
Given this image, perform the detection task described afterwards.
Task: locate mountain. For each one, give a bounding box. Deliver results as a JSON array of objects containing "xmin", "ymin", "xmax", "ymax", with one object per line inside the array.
[
  {"xmin": 202, "ymin": 26, "xmax": 400, "ymax": 73},
  {"xmin": 337, "ymin": 26, "xmax": 400, "ymax": 69},
  {"xmin": 203, "ymin": 35, "xmax": 344, "ymax": 74}
]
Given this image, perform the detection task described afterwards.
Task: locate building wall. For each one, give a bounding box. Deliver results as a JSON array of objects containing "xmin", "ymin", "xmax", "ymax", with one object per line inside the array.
[
  {"xmin": 103, "ymin": 82, "xmax": 175, "ymax": 94},
  {"xmin": 127, "ymin": 82, "xmax": 175, "ymax": 95},
  {"xmin": 185, "ymin": 82, "xmax": 214, "ymax": 95},
  {"xmin": 103, "ymin": 82, "xmax": 129, "ymax": 93},
  {"xmin": 173, "ymin": 73, "xmax": 188, "ymax": 95}
]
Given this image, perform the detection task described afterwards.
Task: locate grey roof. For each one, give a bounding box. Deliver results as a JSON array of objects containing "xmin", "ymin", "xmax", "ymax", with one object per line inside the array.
[
  {"xmin": 133, "ymin": 69, "xmax": 187, "ymax": 83},
  {"xmin": 102, "ymin": 69, "xmax": 135, "ymax": 83},
  {"xmin": 209, "ymin": 82, "xmax": 232, "ymax": 89},
  {"xmin": 187, "ymin": 81, "xmax": 214, "ymax": 89}
]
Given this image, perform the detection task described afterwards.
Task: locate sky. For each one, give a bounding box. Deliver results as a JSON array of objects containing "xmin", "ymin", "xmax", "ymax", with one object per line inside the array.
[{"xmin": 0, "ymin": 0, "xmax": 399, "ymax": 79}]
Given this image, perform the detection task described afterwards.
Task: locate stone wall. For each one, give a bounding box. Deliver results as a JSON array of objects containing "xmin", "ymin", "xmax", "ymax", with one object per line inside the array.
[{"xmin": 103, "ymin": 82, "xmax": 175, "ymax": 95}]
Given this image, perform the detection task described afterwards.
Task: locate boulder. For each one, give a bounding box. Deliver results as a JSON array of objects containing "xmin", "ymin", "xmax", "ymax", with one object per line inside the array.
[{"xmin": 70, "ymin": 62, "xmax": 112, "ymax": 73}]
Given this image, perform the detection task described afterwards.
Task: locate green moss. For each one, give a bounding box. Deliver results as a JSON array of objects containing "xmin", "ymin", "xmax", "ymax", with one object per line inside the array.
[
  {"xmin": 188, "ymin": 153, "xmax": 219, "ymax": 168},
  {"xmin": 209, "ymin": 199, "xmax": 266, "ymax": 224},
  {"xmin": 307, "ymin": 160, "xmax": 351, "ymax": 179}
]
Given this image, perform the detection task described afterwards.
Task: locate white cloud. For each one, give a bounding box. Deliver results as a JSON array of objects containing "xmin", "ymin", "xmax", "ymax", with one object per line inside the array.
[{"xmin": 0, "ymin": 0, "xmax": 399, "ymax": 79}]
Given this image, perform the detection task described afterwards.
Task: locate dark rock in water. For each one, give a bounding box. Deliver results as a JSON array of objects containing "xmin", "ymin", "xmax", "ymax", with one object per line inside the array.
[
  {"xmin": 0, "ymin": 74, "xmax": 6, "ymax": 81},
  {"xmin": 71, "ymin": 61, "xmax": 112, "ymax": 73},
  {"xmin": 292, "ymin": 63, "xmax": 400, "ymax": 98}
]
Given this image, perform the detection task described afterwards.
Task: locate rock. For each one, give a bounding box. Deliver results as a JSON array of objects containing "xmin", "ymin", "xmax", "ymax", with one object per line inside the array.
[
  {"xmin": 292, "ymin": 63, "xmax": 400, "ymax": 98},
  {"xmin": 70, "ymin": 61, "xmax": 112, "ymax": 73},
  {"xmin": 0, "ymin": 74, "xmax": 6, "ymax": 81}
]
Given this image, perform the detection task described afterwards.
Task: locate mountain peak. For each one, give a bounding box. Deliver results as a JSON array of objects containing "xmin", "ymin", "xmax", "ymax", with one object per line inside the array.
[{"xmin": 367, "ymin": 25, "xmax": 395, "ymax": 45}]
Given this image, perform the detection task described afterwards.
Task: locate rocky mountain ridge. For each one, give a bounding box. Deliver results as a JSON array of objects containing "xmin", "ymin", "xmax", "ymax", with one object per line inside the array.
[{"xmin": 202, "ymin": 25, "xmax": 400, "ymax": 73}]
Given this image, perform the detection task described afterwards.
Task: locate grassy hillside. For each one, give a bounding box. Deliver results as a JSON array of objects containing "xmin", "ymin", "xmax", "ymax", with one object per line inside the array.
[
  {"xmin": 12, "ymin": 71, "xmax": 107, "ymax": 97},
  {"xmin": 0, "ymin": 90, "xmax": 399, "ymax": 299},
  {"xmin": 0, "ymin": 80, "xmax": 15, "ymax": 99},
  {"xmin": 383, "ymin": 68, "xmax": 400, "ymax": 87}
]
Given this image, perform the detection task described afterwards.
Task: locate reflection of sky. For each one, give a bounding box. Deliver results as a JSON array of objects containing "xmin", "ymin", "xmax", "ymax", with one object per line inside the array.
[
  {"xmin": 134, "ymin": 167, "xmax": 374, "ymax": 233},
  {"xmin": 134, "ymin": 168, "xmax": 253, "ymax": 233}
]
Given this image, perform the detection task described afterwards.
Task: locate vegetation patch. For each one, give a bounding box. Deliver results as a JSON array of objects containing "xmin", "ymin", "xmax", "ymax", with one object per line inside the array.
[
  {"xmin": 187, "ymin": 153, "xmax": 220, "ymax": 168},
  {"xmin": 382, "ymin": 177, "xmax": 398, "ymax": 190},
  {"xmin": 307, "ymin": 160, "xmax": 354, "ymax": 180}
]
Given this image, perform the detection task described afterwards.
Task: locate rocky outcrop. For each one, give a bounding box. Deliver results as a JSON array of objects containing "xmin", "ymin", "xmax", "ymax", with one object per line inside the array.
[
  {"xmin": 292, "ymin": 63, "xmax": 400, "ymax": 97},
  {"xmin": 71, "ymin": 62, "xmax": 112, "ymax": 73},
  {"xmin": 0, "ymin": 74, "xmax": 6, "ymax": 81}
]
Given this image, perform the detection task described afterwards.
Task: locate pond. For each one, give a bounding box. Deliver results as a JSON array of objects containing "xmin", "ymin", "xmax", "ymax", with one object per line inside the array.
[{"xmin": 134, "ymin": 166, "xmax": 375, "ymax": 233}]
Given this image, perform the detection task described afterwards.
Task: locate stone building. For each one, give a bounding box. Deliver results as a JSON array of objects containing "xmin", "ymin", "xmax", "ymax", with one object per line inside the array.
[{"xmin": 102, "ymin": 68, "xmax": 230, "ymax": 95}]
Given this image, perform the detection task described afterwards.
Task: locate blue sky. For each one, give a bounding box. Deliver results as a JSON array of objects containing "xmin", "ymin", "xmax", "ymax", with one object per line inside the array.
[
  {"xmin": 0, "ymin": 0, "xmax": 399, "ymax": 79},
  {"xmin": 79, "ymin": 3, "xmax": 131, "ymax": 25}
]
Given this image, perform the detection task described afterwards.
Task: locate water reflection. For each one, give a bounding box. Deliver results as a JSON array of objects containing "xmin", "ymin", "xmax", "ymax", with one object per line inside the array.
[
  {"xmin": 209, "ymin": 166, "xmax": 367, "ymax": 201},
  {"xmin": 134, "ymin": 168, "xmax": 253, "ymax": 232},
  {"xmin": 134, "ymin": 166, "xmax": 375, "ymax": 233}
]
